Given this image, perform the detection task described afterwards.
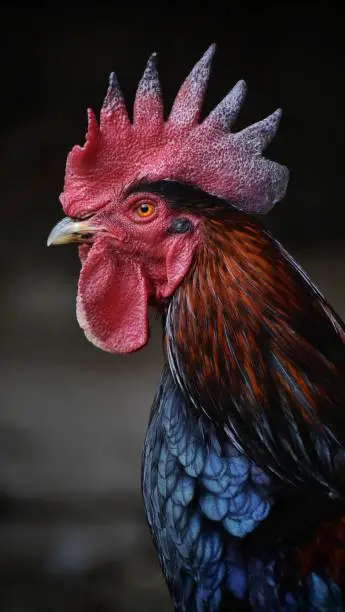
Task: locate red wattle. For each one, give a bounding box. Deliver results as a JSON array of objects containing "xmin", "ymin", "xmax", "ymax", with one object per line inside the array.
[{"xmin": 76, "ymin": 238, "xmax": 149, "ymax": 354}]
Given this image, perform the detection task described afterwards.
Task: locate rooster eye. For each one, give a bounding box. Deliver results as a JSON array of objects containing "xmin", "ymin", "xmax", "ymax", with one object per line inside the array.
[{"xmin": 136, "ymin": 202, "xmax": 155, "ymax": 218}]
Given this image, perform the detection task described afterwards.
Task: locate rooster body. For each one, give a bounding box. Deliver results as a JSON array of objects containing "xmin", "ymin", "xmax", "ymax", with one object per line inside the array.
[
  {"xmin": 48, "ymin": 47, "xmax": 345, "ymax": 610},
  {"xmin": 141, "ymin": 182, "xmax": 345, "ymax": 610}
]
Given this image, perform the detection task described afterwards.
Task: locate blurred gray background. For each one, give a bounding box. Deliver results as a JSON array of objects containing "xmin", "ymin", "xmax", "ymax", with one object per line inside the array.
[{"xmin": 1, "ymin": 3, "xmax": 344, "ymax": 610}]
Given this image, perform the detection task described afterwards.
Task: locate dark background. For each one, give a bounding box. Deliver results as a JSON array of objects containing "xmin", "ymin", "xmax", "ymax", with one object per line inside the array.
[{"xmin": 1, "ymin": 2, "xmax": 344, "ymax": 610}]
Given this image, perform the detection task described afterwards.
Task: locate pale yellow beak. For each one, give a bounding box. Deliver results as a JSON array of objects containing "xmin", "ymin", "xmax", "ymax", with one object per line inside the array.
[{"xmin": 47, "ymin": 217, "xmax": 99, "ymax": 246}]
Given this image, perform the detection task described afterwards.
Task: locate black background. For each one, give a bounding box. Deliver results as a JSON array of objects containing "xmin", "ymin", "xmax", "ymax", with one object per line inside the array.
[{"xmin": 1, "ymin": 3, "xmax": 344, "ymax": 611}]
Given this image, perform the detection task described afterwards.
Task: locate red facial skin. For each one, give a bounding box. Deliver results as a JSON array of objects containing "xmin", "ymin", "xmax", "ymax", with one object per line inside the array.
[
  {"xmin": 75, "ymin": 191, "xmax": 200, "ymax": 354},
  {"xmin": 60, "ymin": 47, "xmax": 288, "ymax": 356}
]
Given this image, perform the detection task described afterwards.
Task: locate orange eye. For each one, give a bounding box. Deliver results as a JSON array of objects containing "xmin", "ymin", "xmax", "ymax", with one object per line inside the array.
[{"xmin": 136, "ymin": 201, "xmax": 155, "ymax": 218}]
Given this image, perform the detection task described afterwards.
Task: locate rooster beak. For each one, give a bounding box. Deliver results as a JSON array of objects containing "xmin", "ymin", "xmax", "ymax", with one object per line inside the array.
[{"xmin": 47, "ymin": 217, "xmax": 99, "ymax": 246}]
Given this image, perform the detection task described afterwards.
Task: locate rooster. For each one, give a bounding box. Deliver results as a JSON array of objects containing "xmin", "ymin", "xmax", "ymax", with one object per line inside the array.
[{"xmin": 48, "ymin": 45, "xmax": 345, "ymax": 610}]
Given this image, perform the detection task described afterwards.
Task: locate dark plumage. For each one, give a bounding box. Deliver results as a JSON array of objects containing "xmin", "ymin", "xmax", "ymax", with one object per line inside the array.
[
  {"xmin": 142, "ymin": 182, "xmax": 345, "ymax": 610},
  {"xmin": 48, "ymin": 47, "xmax": 345, "ymax": 610}
]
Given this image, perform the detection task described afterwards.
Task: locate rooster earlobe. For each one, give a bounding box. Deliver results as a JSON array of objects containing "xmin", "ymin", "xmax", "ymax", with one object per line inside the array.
[{"xmin": 158, "ymin": 234, "xmax": 199, "ymax": 300}]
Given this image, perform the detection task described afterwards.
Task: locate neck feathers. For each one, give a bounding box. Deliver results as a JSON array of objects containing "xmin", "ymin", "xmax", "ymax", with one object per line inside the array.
[{"xmin": 166, "ymin": 212, "xmax": 345, "ymax": 492}]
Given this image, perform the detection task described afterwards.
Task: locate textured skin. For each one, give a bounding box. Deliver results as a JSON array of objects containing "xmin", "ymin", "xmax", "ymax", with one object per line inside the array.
[
  {"xmin": 60, "ymin": 45, "xmax": 288, "ymax": 219},
  {"xmin": 69, "ymin": 190, "xmax": 200, "ymax": 354},
  {"xmin": 55, "ymin": 46, "xmax": 290, "ymax": 354},
  {"xmin": 76, "ymin": 235, "xmax": 149, "ymax": 353}
]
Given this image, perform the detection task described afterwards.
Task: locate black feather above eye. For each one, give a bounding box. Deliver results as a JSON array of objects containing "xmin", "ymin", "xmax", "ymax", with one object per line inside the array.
[
  {"xmin": 127, "ymin": 179, "xmax": 238, "ymax": 215},
  {"xmin": 167, "ymin": 218, "xmax": 193, "ymax": 234}
]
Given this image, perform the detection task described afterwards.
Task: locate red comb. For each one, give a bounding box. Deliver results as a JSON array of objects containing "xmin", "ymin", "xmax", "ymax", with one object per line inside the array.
[{"xmin": 61, "ymin": 44, "xmax": 289, "ymax": 218}]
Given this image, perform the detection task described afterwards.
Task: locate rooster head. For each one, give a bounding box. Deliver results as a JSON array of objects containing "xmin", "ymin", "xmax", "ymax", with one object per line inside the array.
[{"xmin": 48, "ymin": 45, "xmax": 289, "ymax": 354}]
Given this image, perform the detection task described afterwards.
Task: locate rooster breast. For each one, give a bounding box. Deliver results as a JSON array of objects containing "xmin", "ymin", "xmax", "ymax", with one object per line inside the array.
[{"xmin": 142, "ymin": 367, "xmax": 343, "ymax": 611}]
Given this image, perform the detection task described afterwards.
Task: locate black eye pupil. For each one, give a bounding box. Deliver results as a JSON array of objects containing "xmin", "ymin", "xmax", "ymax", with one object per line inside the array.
[{"xmin": 141, "ymin": 204, "xmax": 149, "ymax": 212}]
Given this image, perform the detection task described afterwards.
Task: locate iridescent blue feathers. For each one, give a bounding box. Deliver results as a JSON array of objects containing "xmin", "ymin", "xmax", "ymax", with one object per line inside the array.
[{"xmin": 142, "ymin": 368, "xmax": 345, "ymax": 610}]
